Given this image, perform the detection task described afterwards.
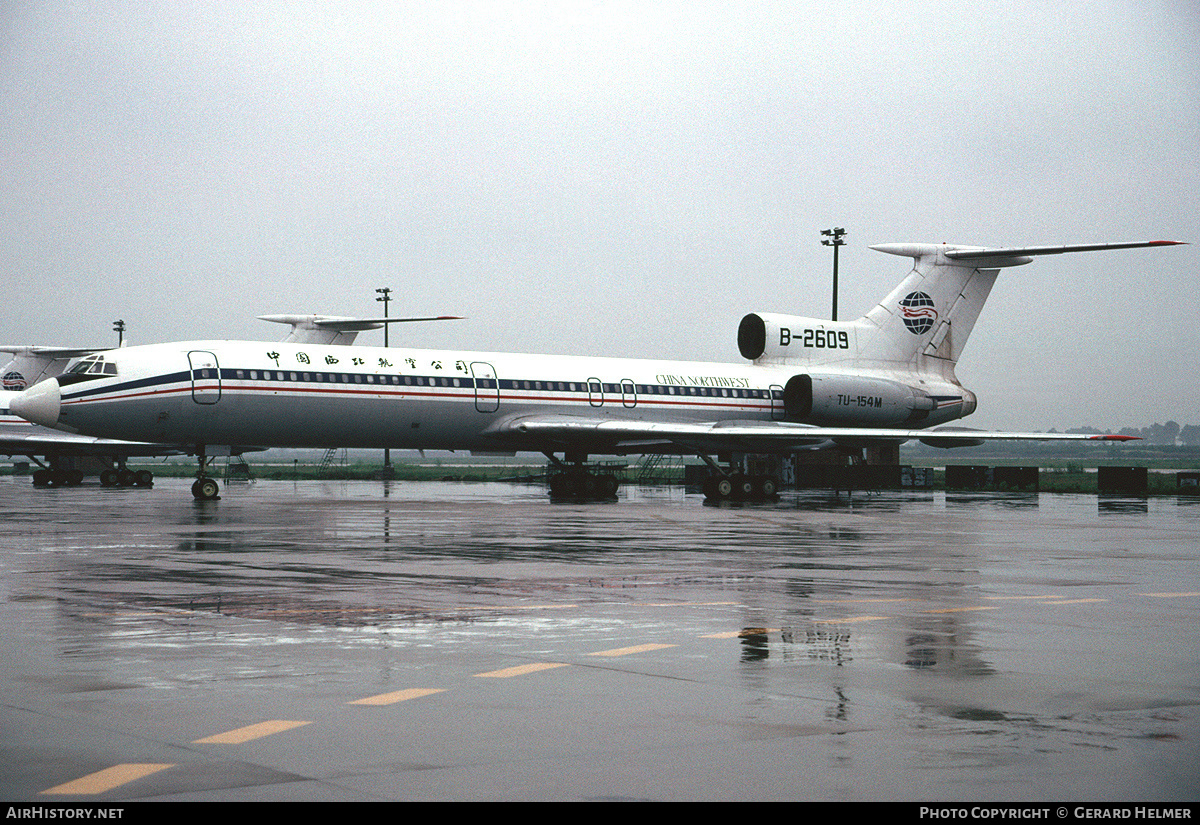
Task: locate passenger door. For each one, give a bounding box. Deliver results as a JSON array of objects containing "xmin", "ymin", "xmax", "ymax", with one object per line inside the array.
[
  {"xmin": 188, "ymin": 351, "xmax": 221, "ymax": 405},
  {"xmin": 471, "ymin": 362, "xmax": 500, "ymax": 413}
]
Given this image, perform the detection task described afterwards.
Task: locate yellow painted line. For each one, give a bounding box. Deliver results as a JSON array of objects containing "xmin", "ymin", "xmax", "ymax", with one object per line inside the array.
[
  {"xmin": 465, "ymin": 604, "xmax": 577, "ymax": 611},
  {"xmin": 812, "ymin": 598, "xmax": 919, "ymax": 604},
  {"xmin": 83, "ymin": 610, "xmax": 193, "ymax": 618},
  {"xmin": 924, "ymin": 606, "xmax": 999, "ymax": 614},
  {"xmin": 349, "ymin": 688, "xmax": 446, "ymax": 706},
  {"xmin": 473, "ymin": 662, "xmax": 570, "ymax": 678},
  {"xmin": 588, "ymin": 643, "xmax": 678, "ymax": 657},
  {"xmin": 642, "ymin": 601, "xmax": 738, "ymax": 607},
  {"xmin": 701, "ymin": 627, "xmax": 782, "ymax": 639},
  {"xmin": 194, "ymin": 720, "xmax": 312, "ymax": 744},
  {"xmin": 42, "ymin": 763, "xmax": 174, "ymax": 795},
  {"xmin": 982, "ymin": 595, "xmax": 1064, "ymax": 600},
  {"xmin": 1044, "ymin": 598, "xmax": 1107, "ymax": 605},
  {"xmin": 812, "ymin": 615, "xmax": 889, "ymax": 624},
  {"xmin": 1141, "ymin": 592, "xmax": 1200, "ymax": 598}
]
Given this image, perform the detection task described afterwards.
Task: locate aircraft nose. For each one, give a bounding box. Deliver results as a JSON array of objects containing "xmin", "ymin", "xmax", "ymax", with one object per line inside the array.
[{"xmin": 11, "ymin": 378, "xmax": 62, "ymax": 428}]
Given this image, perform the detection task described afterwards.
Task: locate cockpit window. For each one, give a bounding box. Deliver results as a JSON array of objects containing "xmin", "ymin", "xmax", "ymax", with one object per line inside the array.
[{"xmin": 63, "ymin": 355, "xmax": 117, "ymax": 381}]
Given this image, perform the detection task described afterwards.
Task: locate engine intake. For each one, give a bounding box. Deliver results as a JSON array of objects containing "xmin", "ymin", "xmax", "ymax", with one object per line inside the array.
[
  {"xmin": 738, "ymin": 314, "xmax": 770, "ymax": 360},
  {"xmin": 738, "ymin": 312, "xmax": 860, "ymax": 363}
]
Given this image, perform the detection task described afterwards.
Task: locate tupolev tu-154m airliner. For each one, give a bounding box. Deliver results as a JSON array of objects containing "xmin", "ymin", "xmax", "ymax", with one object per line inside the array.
[{"xmin": 10, "ymin": 240, "xmax": 1183, "ymax": 501}]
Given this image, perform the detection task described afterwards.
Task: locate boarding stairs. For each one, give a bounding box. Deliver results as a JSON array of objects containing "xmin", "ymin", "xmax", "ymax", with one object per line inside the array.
[{"xmin": 637, "ymin": 454, "xmax": 682, "ymax": 485}]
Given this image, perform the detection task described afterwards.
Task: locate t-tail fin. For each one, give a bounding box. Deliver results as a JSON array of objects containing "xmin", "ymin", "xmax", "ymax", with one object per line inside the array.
[
  {"xmin": 860, "ymin": 241, "xmax": 1184, "ymax": 369},
  {"xmin": 738, "ymin": 240, "xmax": 1184, "ymax": 372},
  {"xmin": 858, "ymin": 244, "xmax": 1012, "ymax": 368},
  {"xmin": 0, "ymin": 347, "xmax": 105, "ymax": 390}
]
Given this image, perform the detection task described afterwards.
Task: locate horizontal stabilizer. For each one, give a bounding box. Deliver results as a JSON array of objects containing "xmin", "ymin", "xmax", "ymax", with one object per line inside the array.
[
  {"xmin": 944, "ymin": 240, "xmax": 1186, "ymax": 259},
  {"xmin": 871, "ymin": 240, "xmax": 1186, "ymax": 269},
  {"xmin": 259, "ymin": 314, "xmax": 464, "ymax": 346},
  {"xmin": 854, "ymin": 239, "xmax": 1186, "ymax": 367}
]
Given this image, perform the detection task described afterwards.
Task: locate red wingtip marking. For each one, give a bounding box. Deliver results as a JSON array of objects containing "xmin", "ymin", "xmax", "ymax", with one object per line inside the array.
[
  {"xmin": 1090, "ymin": 435, "xmax": 1141, "ymax": 441},
  {"xmin": 1149, "ymin": 240, "xmax": 1187, "ymax": 246}
]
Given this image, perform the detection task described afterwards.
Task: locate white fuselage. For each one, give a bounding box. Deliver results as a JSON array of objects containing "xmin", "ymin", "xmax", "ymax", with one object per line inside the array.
[{"xmin": 36, "ymin": 339, "xmax": 971, "ymax": 455}]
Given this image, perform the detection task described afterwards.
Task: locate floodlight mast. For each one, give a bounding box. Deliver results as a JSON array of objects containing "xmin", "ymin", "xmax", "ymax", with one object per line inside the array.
[
  {"xmin": 375, "ymin": 287, "xmax": 393, "ymax": 476},
  {"xmin": 821, "ymin": 227, "xmax": 846, "ymax": 321},
  {"xmin": 375, "ymin": 288, "xmax": 392, "ymax": 346}
]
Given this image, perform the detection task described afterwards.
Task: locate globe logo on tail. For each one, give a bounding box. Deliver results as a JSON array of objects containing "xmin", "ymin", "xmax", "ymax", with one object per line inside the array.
[
  {"xmin": 2, "ymin": 371, "xmax": 27, "ymax": 391},
  {"xmin": 899, "ymin": 292, "xmax": 938, "ymax": 335}
]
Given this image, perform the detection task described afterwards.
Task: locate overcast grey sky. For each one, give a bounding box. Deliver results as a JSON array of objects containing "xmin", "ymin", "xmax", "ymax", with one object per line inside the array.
[{"xmin": 1, "ymin": 1, "xmax": 1196, "ymax": 431}]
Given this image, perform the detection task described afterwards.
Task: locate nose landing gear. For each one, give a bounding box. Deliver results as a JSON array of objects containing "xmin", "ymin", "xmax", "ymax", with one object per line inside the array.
[
  {"xmin": 191, "ymin": 451, "xmax": 220, "ymax": 501},
  {"xmin": 191, "ymin": 476, "xmax": 220, "ymax": 501}
]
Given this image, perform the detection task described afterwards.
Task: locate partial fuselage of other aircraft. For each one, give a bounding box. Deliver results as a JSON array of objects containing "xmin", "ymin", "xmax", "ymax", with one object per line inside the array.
[
  {"xmin": 11, "ymin": 240, "xmax": 1181, "ymax": 500},
  {"xmin": 1, "ymin": 346, "xmax": 172, "ymax": 486},
  {"xmin": 0, "ymin": 388, "xmax": 185, "ymax": 487}
]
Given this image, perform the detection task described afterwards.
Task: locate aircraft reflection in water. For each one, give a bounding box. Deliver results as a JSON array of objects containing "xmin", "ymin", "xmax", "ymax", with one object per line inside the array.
[{"xmin": 10, "ymin": 240, "xmax": 1182, "ymax": 500}]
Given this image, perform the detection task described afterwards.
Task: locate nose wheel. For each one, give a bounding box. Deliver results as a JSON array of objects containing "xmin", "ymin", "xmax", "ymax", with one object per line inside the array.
[
  {"xmin": 191, "ymin": 450, "xmax": 221, "ymax": 500},
  {"xmin": 191, "ymin": 477, "xmax": 221, "ymax": 500}
]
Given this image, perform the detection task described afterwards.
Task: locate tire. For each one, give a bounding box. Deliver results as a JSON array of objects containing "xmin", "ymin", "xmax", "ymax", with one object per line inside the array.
[
  {"xmin": 732, "ymin": 474, "xmax": 755, "ymax": 499},
  {"xmin": 193, "ymin": 478, "xmax": 220, "ymax": 500}
]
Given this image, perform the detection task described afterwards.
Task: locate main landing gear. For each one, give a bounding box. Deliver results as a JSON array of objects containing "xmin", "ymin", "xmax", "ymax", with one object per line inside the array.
[
  {"xmin": 544, "ymin": 452, "xmax": 620, "ymax": 502},
  {"xmin": 701, "ymin": 473, "xmax": 780, "ymax": 502},
  {"xmin": 28, "ymin": 459, "xmax": 154, "ymax": 489},
  {"xmin": 31, "ymin": 467, "xmax": 83, "ymax": 487},
  {"xmin": 191, "ymin": 452, "xmax": 220, "ymax": 501},
  {"xmin": 698, "ymin": 454, "xmax": 780, "ymax": 503},
  {"xmin": 100, "ymin": 467, "xmax": 155, "ymax": 488}
]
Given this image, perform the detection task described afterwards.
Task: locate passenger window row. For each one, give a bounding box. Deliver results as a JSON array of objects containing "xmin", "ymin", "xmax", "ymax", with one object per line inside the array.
[{"xmin": 221, "ymin": 370, "xmax": 778, "ymax": 400}]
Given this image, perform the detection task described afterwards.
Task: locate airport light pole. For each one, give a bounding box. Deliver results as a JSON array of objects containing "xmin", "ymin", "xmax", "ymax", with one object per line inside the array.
[
  {"xmin": 375, "ymin": 288, "xmax": 394, "ymax": 477},
  {"xmin": 821, "ymin": 227, "xmax": 846, "ymax": 321},
  {"xmin": 375, "ymin": 287, "xmax": 392, "ymax": 347},
  {"xmin": 113, "ymin": 319, "xmax": 125, "ymax": 347}
]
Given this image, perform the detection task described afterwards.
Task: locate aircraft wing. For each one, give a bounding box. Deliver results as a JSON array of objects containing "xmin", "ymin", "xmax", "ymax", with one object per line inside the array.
[
  {"xmin": 0, "ymin": 428, "xmax": 190, "ymax": 458},
  {"xmin": 484, "ymin": 415, "xmax": 1136, "ymax": 455}
]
